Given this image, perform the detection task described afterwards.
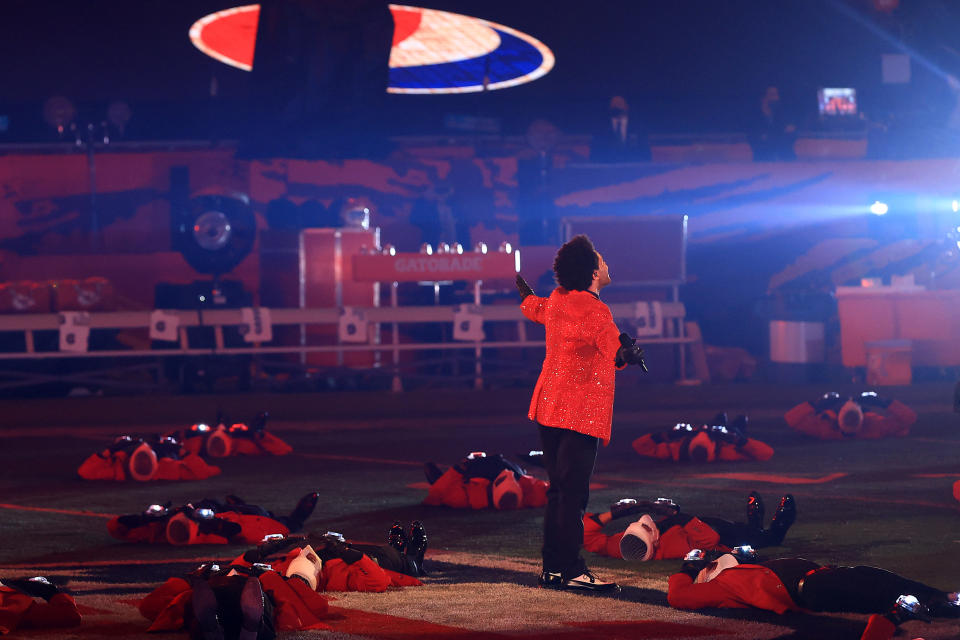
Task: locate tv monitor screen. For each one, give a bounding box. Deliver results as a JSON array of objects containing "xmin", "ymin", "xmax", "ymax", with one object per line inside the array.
[{"xmin": 818, "ymin": 88, "xmax": 857, "ymax": 116}]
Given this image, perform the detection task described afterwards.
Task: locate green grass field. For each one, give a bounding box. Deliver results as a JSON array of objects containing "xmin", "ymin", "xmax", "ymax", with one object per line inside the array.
[{"xmin": 1, "ymin": 383, "xmax": 958, "ymax": 639}]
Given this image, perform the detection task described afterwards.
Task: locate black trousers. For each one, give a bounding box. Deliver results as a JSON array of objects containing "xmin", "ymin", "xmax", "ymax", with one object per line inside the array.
[
  {"xmin": 538, "ymin": 423, "xmax": 599, "ymax": 579},
  {"xmin": 698, "ymin": 516, "xmax": 784, "ymax": 549},
  {"xmin": 801, "ymin": 565, "xmax": 949, "ymax": 614},
  {"xmin": 763, "ymin": 559, "xmax": 949, "ymax": 614},
  {"xmin": 352, "ymin": 543, "xmax": 419, "ymax": 577},
  {"xmin": 655, "ymin": 513, "xmax": 782, "ymax": 550}
]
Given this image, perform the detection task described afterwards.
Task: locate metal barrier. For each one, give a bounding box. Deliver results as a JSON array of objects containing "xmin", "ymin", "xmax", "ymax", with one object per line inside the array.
[{"xmin": 0, "ymin": 302, "xmax": 696, "ymax": 391}]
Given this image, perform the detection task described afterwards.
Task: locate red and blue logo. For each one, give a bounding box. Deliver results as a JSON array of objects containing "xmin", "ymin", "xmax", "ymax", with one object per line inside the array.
[{"xmin": 190, "ymin": 4, "xmax": 554, "ymax": 94}]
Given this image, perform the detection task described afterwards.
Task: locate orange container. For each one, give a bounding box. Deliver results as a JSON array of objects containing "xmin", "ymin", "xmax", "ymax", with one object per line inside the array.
[{"xmin": 865, "ymin": 340, "xmax": 912, "ymax": 386}]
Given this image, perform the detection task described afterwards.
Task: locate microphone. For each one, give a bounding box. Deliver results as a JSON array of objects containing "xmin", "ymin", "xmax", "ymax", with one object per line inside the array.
[{"xmin": 619, "ymin": 333, "xmax": 648, "ymax": 372}]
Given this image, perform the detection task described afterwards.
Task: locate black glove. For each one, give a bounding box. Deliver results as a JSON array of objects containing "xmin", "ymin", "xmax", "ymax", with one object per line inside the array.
[
  {"xmin": 858, "ymin": 391, "xmax": 892, "ymax": 409},
  {"xmin": 729, "ymin": 545, "xmax": 758, "ymax": 562},
  {"xmin": 812, "ymin": 392, "xmax": 845, "ymax": 413},
  {"xmin": 181, "ymin": 505, "xmax": 242, "ymax": 540},
  {"xmin": 107, "ymin": 435, "xmax": 142, "ymax": 454},
  {"xmin": 651, "ymin": 497, "xmax": 681, "ymax": 516},
  {"xmin": 312, "ymin": 536, "xmax": 364, "ymax": 564},
  {"xmin": 251, "ymin": 411, "xmax": 269, "ymax": 433},
  {"xmin": 665, "ymin": 423, "xmax": 696, "ymax": 441},
  {"xmin": 516, "ymin": 275, "xmax": 535, "ymax": 301},
  {"xmin": 708, "ymin": 424, "xmax": 748, "ymax": 447},
  {"xmin": 151, "ymin": 436, "xmax": 181, "ymax": 460},
  {"xmin": 186, "ymin": 562, "xmax": 223, "ymax": 581},
  {"xmin": 884, "ymin": 594, "xmax": 931, "ymax": 625},
  {"xmin": 679, "ymin": 549, "xmax": 708, "ymax": 580},
  {"xmin": 2, "ymin": 577, "xmax": 60, "ymax": 601},
  {"xmin": 609, "ymin": 498, "xmax": 644, "ymax": 519},
  {"xmin": 615, "ymin": 333, "xmax": 648, "ymax": 371},
  {"xmin": 243, "ymin": 534, "xmax": 305, "ymax": 563}
]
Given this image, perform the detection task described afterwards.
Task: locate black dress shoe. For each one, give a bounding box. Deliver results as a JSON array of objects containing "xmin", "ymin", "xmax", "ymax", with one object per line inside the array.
[
  {"xmin": 927, "ymin": 592, "xmax": 960, "ymax": 619},
  {"xmin": 537, "ymin": 571, "xmax": 563, "ymax": 589},
  {"xmin": 237, "ymin": 577, "xmax": 265, "ymax": 640},
  {"xmin": 746, "ymin": 491, "xmax": 765, "ymax": 530},
  {"xmin": 731, "ymin": 414, "xmax": 749, "ymax": 432},
  {"xmin": 564, "ymin": 571, "xmax": 621, "ymax": 594},
  {"xmin": 287, "ymin": 491, "xmax": 320, "ymax": 531},
  {"xmin": 406, "ymin": 520, "xmax": 428, "ymax": 571},
  {"xmin": 387, "ymin": 521, "xmax": 407, "ymax": 553},
  {"xmin": 768, "ymin": 494, "xmax": 796, "ymax": 544},
  {"xmin": 190, "ymin": 579, "xmax": 224, "ymax": 640},
  {"xmin": 609, "ymin": 498, "xmax": 642, "ymax": 519},
  {"xmin": 2, "ymin": 576, "xmax": 60, "ymax": 601},
  {"xmin": 423, "ymin": 462, "xmax": 444, "ymax": 485}
]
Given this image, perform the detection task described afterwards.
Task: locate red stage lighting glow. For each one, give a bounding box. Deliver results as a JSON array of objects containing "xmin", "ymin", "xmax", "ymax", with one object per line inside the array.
[{"xmin": 189, "ymin": 4, "xmax": 554, "ymax": 94}]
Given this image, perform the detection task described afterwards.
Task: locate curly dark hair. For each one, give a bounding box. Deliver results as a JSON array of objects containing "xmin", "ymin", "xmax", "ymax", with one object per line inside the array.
[{"xmin": 553, "ymin": 235, "xmax": 599, "ymax": 291}]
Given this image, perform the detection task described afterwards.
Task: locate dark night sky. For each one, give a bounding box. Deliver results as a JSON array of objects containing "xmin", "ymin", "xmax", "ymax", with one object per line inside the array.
[{"xmin": 2, "ymin": 0, "xmax": 959, "ymax": 138}]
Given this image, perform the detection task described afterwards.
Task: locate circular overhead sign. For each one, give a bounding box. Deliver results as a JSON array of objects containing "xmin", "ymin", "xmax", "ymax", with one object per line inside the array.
[{"xmin": 189, "ymin": 4, "xmax": 554, "ymax": 94}]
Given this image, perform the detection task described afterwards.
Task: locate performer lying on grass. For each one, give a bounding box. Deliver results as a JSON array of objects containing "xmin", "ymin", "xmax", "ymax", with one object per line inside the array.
[
  {"xmin": 632, "ymin": 413, "xmax": 774, "ymax": 463},
  {"xmin": 422, "ymin": 451, "xmax": 548, "ymax": 510},
  {"xmin": 668, "ymin": 547, "xmax": 960, "ymax": 640},
  {"xmin": 166, "ymin": 412, "xmax": 292, "ymax": 459},
  {"xmin": 108, "ymin": 492, "xmax": 321, "ymax": 545},
  {"xmin": 0, "ymin": 577, "xmax": 80, "ymax": 635},
  {"xmin": 78, "ymin": 434, "xmax": 220, "ymax": 482},
  {"xmin": 785, "ymin": 391, "xmax": 916, "ymax": 440},
  {"xmin": 583, "ymin": 492, "xmax": 796, "ymax": 561},
  {"xmin": 141, "ymin": 525, "xmax": 427, "ymax": 637}
]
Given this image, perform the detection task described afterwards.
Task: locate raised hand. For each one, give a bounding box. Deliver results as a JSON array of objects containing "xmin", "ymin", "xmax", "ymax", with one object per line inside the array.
[{"xmin": 516, "ymin": 275, "xmax": 535, "ymax": 301}]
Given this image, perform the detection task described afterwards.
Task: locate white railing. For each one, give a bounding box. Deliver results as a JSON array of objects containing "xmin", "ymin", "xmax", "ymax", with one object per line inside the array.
[{"xmin": 0, "ymin": 302, "xmax": 695, "ymax": 389}]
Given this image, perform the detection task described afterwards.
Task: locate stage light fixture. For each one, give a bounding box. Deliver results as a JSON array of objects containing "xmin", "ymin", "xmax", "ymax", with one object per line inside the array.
[
  {"xmin": 952, "ymin": 199, "xmax": 958, "ymax": 212},
  {"xmin": 870, "ymin": 201, "xmax": 888, "ymax": 215},
  {"xmin": 339, "ymin": 197, "xmax": 374, "ymax": 230},
  {"xmin": 42, "ymin": 96, "xmax": 76, "ymax": 136}
]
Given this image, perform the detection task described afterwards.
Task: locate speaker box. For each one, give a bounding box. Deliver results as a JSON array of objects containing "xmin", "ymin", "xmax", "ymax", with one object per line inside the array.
[{"xmin": 154, "ymin": 280, "xmax": 251, "ymax": 349}]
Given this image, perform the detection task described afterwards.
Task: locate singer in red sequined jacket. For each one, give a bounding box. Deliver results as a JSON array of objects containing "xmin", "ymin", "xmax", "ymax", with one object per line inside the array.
[{"xmin": 521, "ymin": 288, "xmax": 625, "ymax": 445}]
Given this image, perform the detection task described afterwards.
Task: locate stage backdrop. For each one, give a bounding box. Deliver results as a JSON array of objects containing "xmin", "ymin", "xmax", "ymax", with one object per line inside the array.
[{"xmin": 1, "ymin": 148, "xmax": 959, "ymax": 308}]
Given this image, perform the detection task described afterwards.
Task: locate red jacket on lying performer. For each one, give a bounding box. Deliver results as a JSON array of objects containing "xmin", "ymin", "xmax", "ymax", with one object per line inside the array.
[
  {"xmin": 77, "ymin": 435, "xmax": 220, "ymax": 482},
  {"xmin": 668, "ymin": 552, "xmax": 959, "ymax": 640},
  {"xmin": 108, "ymin": 493, "xmax": 319, "ymax": 545},
  {"xmin": 142, "ymin": 531, "xmax": 426, "ymax": 635},
  {"xmin": 0, "ymin": 578, "xmax": 81, "ymax": 635},
  {"xmin": 583, "ymin": 511, "xmax": 722, "ymax": 560},
  {"xmin": 785, "ymin": 391, "xmax": 916, "ymax": 440},
  {"xmin": 169, "ymin": 412, "xmax": 292, "ymax": 458},
  {"xmin": 422, "ymin": 452, "xmax": 547, "ymax": 509},
  {"xmin": 141, "ymin": 571, "xmax": 332, "ymax": 633},
  {"xmin": 263, "ymin": 547, "xmax": 421, "ymax": 592},
  {"xmin": 632, "ymin": 414, "xmax": 773, "ymax": 463},
  {"xmin": 583, "ymin": 493, "xmax": 796, "ymax": 561}
]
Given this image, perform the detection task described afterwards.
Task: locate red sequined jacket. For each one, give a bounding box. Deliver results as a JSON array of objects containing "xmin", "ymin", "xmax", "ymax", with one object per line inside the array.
[{"xmin": 521, "ymin": 288, "xmax": 624, "ymax": 444}]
